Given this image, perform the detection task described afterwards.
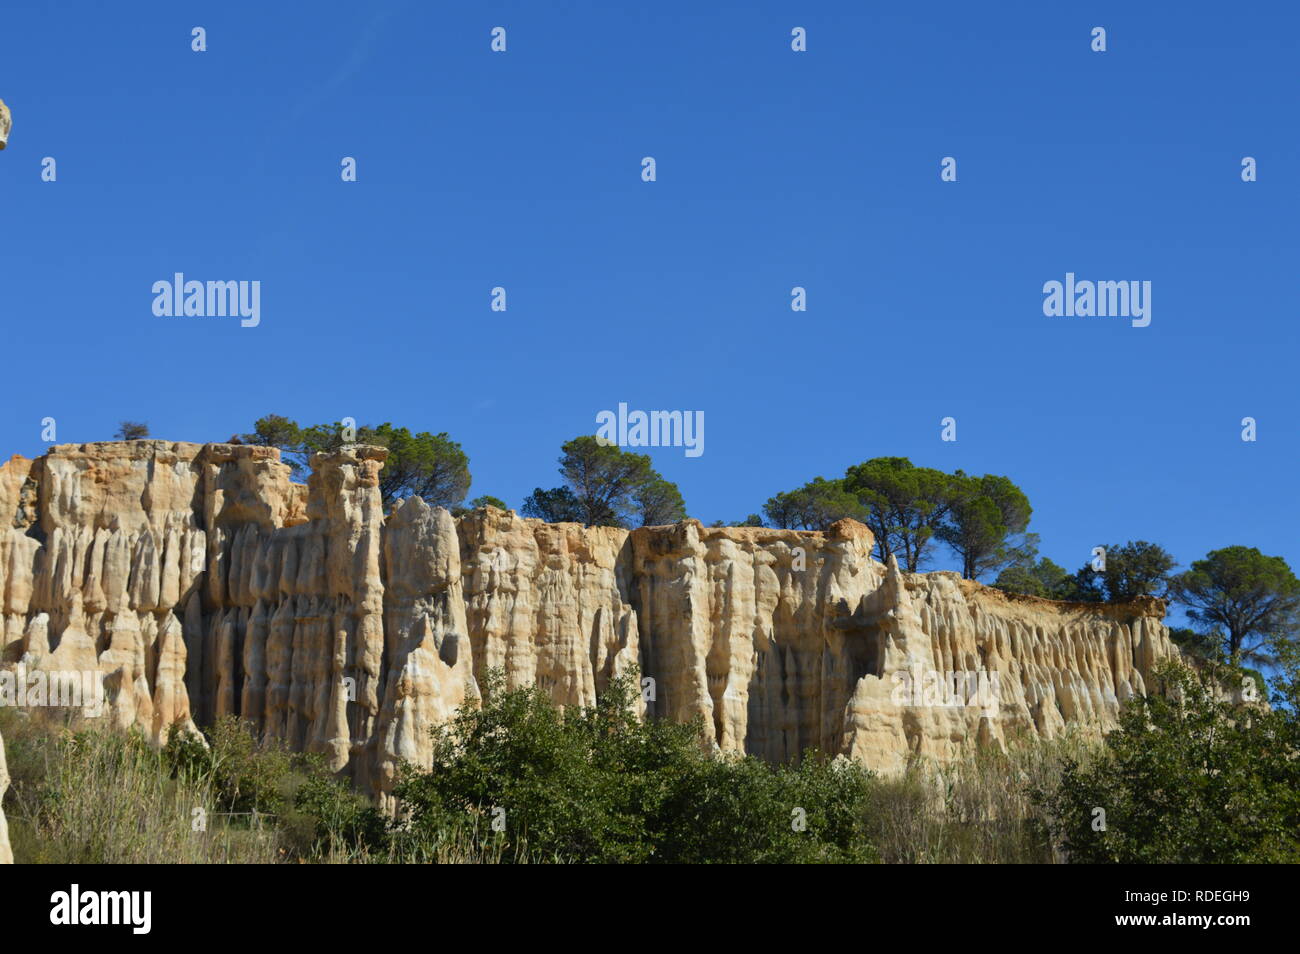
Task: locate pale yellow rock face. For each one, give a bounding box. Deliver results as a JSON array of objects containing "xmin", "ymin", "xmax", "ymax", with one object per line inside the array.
[
  {"xmin": 0, "ymin": 728, "xmax": 12, "ymax": 864},
  {"xmin": 0, "ymin": 441, "xmax": 1181, "ymax": 798},
  {"xmin": 0, "ymin": 442, "xmax": 304, "ymax": 745},
  {"xmin": 630, "ymin": 518, "xmax": 885, "ymax": 762},
  {"xmin": 457, "ymin": 507, "xmax": 640, "ymax": 712},
  {"xmin": 376, "ymin": 496, "xmax": 477, "ymax": 797}
]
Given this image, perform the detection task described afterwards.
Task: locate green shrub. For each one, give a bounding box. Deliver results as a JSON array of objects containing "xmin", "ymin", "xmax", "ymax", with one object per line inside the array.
[
  {"xmin": 15, "ymin": 658, "xmax": 1291, "ymax": 864},
  {"xmin": 162, "ymin": 717, "xmax": 386, "ymax": 860},
  {"xmin": 391, "ymin": 669, "xmax": 876, "ymax": 863},
  {"xmin": 1038, "ymin": 660, "xmax": 1300, "ymax": 863}
]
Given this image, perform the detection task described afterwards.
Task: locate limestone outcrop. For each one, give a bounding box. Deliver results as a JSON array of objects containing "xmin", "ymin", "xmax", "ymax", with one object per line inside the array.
[{"xmin": 0, "ymin": 441, "xmax": 1181, "ymax": 797}]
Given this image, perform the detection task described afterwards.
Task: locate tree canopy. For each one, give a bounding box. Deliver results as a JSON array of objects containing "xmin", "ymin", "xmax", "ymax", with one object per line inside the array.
[
  {"xmin": 763, "ymin": 477, "xmax": 866, "ymax": 532},
  {"xmin": 522, "ymin": 436, "xmax": 687, "ymax": 529},
  {"xmin": 763, "ymin": 458, "xmax": 1033, "ymax": 578},
  {"xmin": 1083, "ymin": 540, "xmax": 1176, "ymax": 602},
  {"xmin": 997, "ymin": 540, "xmax": 1177, "ymax": 604},
  {"xmin": 240, "ymin": 414, "xmax": 471, "ymax": 511},
  {"xmin": 994, "ymin": 557, "xmax": 1072, "ymax": 600},
  {"xmin": 520, "ymin": 486, "xmax": 585, "ymax": 524},
  {"xmin": 634, "ymin": 477, "xmax": 688, "ymax": 527},
  {"xmin": 935, "ymin": 471, "xmax": 1033, "ymax": 580},
  {"xmin": 114, "ymin": 421, "xmax": 150, "ymax": 441},
  {"xmin": 843, "ymin": 457, "xmax": 953, "ymax": 570},
  {"xmin": 1169, "ymin": 546, "xmax": 1300, "ymax": 666}
]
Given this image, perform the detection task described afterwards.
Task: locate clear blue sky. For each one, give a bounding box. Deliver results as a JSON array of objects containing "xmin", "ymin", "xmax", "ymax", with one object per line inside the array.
[{"xmin": 1, "ymin": 1, "xmax": 1296, "ymax": 592}]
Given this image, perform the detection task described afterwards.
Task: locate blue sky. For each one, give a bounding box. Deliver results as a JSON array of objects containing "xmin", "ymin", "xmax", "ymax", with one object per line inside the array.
[{"xmin": 1, "ymin": 0, "xmax": 1295, "ymax": 595}]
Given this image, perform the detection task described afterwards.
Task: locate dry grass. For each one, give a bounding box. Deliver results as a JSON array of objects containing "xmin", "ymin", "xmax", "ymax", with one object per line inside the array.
[
  {"xmin": 2, "ymin": 709, "xmax": 280, "ymax": 863},
  {"xmin": 863, "ymin": 731, "xmax": 1100, "ymax": 863},
  {"xmin": 2, "ymin": 706, "xmax": 1095, "ymax": 864},
  {"xmin": 1, "ymin": 708, "xmax": 530, "ymax": 864}
]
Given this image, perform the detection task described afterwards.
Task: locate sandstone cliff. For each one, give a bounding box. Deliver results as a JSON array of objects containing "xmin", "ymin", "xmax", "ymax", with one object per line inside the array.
[{"xmin": 0, "ymin": 441, "xmax": 1181, "ymax": 798}]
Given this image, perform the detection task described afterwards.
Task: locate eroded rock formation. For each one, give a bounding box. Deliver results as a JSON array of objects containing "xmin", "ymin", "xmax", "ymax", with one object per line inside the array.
[{"xmin": 0, "ymin": 441, "xmax": 1181, "ymax": 797}]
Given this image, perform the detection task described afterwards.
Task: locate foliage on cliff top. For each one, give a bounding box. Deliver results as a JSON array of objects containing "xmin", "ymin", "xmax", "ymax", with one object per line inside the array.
[
  {"xmin": 766, "ymin": 458, "xmax": 1035, "ymax": 581},
  {"xmin": 113, "ymin": 420, "xmax": 150, "ymax": 441},
  {"xmin": 240, "ymin": 413, "xmax": 471, "ymax": 511},
  {"xmin": 522, "ymin": 436, "xmax": 687, "ymax": 529}
]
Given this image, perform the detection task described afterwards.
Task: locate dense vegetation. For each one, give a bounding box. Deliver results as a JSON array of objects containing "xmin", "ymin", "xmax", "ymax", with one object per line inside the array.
[
  {"xmin": 5, "ymin": 650, "xmax": 1296, "ymax": 864},
  {"xmin": 1041, "ymin": 655, "xmax": 1300, "ymax": 862},
  {"xmin": 390, "ymin": 671, "xmax": 873, "ymax": 863}
]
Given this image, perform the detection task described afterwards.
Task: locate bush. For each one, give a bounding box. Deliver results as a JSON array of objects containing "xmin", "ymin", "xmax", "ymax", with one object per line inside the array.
[
  {"xmin": 163, "ymin": 717, "xmax": 386, "ymax": 860},
  {"xmin": 17, "ymin": 662, "xmax": 1291, "ymax": 864},
  {"xmin": 391, "ymin": 670, "xmax": 876, "ymax": 863},
  {"xmin": 1038, "ymin": 660, "xmax": 1300, "ymax": 863}
]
